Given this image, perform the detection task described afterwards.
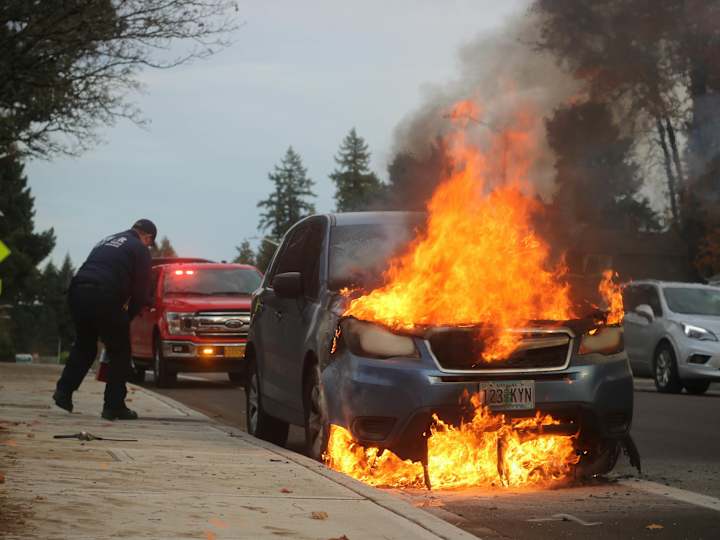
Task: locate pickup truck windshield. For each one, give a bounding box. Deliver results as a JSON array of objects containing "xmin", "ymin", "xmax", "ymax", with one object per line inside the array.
[
  {"xmin": 663, "ymin": 287, "xmax": 720, "ymax": 316},
  {"xmin": 328, "ymin": 221, "xmax": 422, "ymax": 291},
  {"xmin": 164, "ymin": 268, "xmax": 261, "ymax": 296}
]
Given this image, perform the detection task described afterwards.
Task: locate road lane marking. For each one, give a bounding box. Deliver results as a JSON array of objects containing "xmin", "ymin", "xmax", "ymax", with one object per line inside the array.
[
  {"xmin": 178, "ymin": 374, "xmax": 214, "ymax": 382},
  {"xmin": 527, "ymin": 513, "xmax": 601, "ymax": 526},
  {"xmin": 620, "ymin": 479, "xmax": 720, "ymax": 512}
]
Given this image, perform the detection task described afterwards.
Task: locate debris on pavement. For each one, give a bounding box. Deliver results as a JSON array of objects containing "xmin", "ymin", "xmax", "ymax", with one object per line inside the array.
[
  {"xmin": 53, "ymin": 431, "xmax": 137, "ymax": 442},
  {"xmin": 646, "ymin": 523, "xmax": 664, "ymax": 530},
  {"xmin": 311, "ymin": 511, "xmax": 329, "ymax": 520}
]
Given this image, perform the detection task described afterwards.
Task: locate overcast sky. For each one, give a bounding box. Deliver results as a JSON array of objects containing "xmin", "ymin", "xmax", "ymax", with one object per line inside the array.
[{"xmin": 27, "ymin": 0, "xmax": 529, "ymax": 266}]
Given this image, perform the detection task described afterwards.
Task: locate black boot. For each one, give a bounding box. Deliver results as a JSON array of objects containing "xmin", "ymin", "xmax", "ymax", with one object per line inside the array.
[
  {"xmin": 101, "ymin": 407, "xmax": 139, "ymax": 421},
  {"xmin": 53, "ymin": 390, "xmax": 74, "ymax": 413}
]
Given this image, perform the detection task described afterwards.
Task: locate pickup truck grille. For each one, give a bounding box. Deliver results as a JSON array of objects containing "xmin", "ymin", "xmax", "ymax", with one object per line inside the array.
[
  {"xmin": 194, "ymin": 311, "xmax": 251, "ymax": 338},
  {"xmin": 427, "ymin": 329, "xmax": 572, "ymax": 372}
]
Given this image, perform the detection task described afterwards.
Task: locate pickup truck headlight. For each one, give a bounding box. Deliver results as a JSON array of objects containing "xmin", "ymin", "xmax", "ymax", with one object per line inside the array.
[
  {"xmin": 578, "ymin": 326, "xmax": 624, "ymax": 355},
  {"xmin": 165, "ymin": 312, "xmax": 194, "ymax": 335},
  {"xmin": 340, "ymin": 318, "xmax": 419, "ymax": 359},
  {"xmin": 682, "ymin": 323, "xmax": 718, "ymax": 341}
]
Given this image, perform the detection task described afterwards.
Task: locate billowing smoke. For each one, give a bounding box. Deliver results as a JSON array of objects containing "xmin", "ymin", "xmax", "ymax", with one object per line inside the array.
[{"xmin": 390, "ymin": 10, "xmax": 579, "ymax": 203}]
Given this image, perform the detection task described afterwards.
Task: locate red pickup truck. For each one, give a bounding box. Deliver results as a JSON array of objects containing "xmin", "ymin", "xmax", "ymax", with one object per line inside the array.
[{"xmin": 130, "ymin": 258, "xmax": 262, "ymax": 386}]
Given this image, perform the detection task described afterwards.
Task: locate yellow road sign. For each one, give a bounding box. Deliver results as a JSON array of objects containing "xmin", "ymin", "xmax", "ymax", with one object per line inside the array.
[{"xmin": 0, "ymin": 240, "xmax": 9, "ymax": 263}]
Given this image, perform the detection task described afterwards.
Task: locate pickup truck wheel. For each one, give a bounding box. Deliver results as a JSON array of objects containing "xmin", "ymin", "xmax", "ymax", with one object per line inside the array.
[
  {"xmin": 653, "ymin": 344, "xmax": 682, "ymax": 394},
  {"xmin": 245, "ymin": 359, "xmax": 288, "ymax": 446},
  {"xmin": 683, "ymin": 380, "xmax": 710, "ymax": 395},
  {"xmin": 303, "ymin": 364, "xmax": 329, "ymax": 462},
  {"xmin": 153, "ymin": 340, "xmax": 176, "ymax": 388}
]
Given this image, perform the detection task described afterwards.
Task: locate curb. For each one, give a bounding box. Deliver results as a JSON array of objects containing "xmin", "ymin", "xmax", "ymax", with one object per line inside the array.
[{"xmin": 130, "ymin": 383, "xmax": 478, "ymax": 540}]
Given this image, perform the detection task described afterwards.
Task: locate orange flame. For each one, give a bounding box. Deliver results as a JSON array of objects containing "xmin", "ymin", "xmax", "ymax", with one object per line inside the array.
[
  {"xmin": 325, "ymin": 394, "xmax": 579, "ymax": 489},
  {"xmin": 344, "ymin": 103, "xmax": 574, "ymax": 360},
  {"xmin": 598, "ymin": 270, "xmax": 624, "ymax": 324}
]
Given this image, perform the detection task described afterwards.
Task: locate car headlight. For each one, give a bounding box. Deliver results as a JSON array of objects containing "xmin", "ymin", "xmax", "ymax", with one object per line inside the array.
[
  {"xmin": 578, "ymin": 326, "xmax": 624, "ymax": 355},
  {"xmin": 340, "ymin": 318, "xmax": 419, "ymax": 359},
  {"xmin": 165, "ymin": 312, "xmax": 194, "ymax": 335},
  {"xmin": 682, "ymin": 323, "xmax": 718, "ymax": 341}
]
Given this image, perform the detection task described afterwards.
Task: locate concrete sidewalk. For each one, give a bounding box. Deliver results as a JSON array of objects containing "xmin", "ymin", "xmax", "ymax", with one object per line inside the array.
[{"xmin": 0, "ymin": 363, "xmax": 476, "ymax": 540}]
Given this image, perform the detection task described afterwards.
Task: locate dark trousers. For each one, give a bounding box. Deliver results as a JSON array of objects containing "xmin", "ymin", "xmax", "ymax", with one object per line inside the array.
[{"xmin": 56, "ymin": 284, "xmax": 131, "ymax": 409}]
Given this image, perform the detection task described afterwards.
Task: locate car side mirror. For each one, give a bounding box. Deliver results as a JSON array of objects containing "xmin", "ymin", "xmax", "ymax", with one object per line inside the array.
[
  {"xmin": 272, "ymin": 272, "xmax": 303, "ymax": 299},
  {"xmin": 635, "ymin": 304, "xmax": 655, "ymax": 322}
]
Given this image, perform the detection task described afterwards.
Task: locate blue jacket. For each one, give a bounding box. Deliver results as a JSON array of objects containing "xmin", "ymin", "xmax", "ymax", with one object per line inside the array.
[{"xmin": 72, "ymin": 229, "xmax": 152, "ymax": 319}]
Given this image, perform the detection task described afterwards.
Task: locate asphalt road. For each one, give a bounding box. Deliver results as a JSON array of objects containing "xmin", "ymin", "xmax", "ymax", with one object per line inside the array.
[{"xmin": 141, "ymin": 374, "xmax": 720, "ymax": 539}]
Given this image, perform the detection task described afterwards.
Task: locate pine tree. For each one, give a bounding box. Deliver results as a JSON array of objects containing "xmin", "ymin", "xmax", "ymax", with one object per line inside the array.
[
  {"xmin": 254, "ymin": 238, "xmax": 279, "ymax": 273},
  {"xmin": 233, "ymin": 240, "xmax": 255, "ymax": 265},
  {"xmin": 150, "ymin": 236, "xmax": 177, "ymax": 258},
  {"xmin": 257, "ymin": 147, "xmax": 316, "ymax": 239},
  {"xmin": 0, "ymin": 152, "xmax": 55, "ymax": 304},
  {"xmin": 330, "ymin": 128, "xmax": 384, "ymax": 211}
]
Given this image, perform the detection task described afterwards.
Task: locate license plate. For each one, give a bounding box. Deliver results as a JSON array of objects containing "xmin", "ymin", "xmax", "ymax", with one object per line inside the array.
[
  {"xmin": 478, "ymin": 380, "xmax": 535, "ymax": 411},
  {"xmin": 224, "ymin": 345, "xmax": 246, "ymax": 358}
]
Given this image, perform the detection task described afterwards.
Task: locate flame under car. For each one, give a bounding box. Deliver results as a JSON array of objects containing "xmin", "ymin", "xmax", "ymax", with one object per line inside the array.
[{"xmin": 245, "ymin": 212, "xmax": 634, "ymax": 486}]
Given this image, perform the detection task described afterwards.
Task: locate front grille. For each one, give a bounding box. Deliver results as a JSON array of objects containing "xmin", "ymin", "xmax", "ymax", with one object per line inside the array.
[
  {"xmin": 194, "ymin": 311, "xmax": 251, "ymax": 338},
  {"xmin": 427, "ymin": 328, "xmax": 572, "ymax": 372}
]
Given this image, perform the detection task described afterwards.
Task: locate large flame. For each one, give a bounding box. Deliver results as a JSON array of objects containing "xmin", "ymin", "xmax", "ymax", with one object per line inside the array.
[
  {"xmin": 344, "ymin": 103, "xmax": 574, "ymax": 359},
  {"xmin": 598, "ymin": 270, "xmax": 624, "ymax": 324},
  {"xmin": 326, "ymin": 395, "xmax": 579, "ymax": 489}
]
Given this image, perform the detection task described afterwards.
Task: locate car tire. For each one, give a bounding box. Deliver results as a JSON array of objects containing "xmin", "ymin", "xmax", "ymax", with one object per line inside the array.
[
  {"xmin": 303, "ymin": 363, "xmax": 330, "ymax": 462},
  {"xmin": 245, "ymin": 358, "xmax": 289, "ymax": 446},
  {"xmin": 227, "ymin": 372, "xmax": 244, "ymax": 385},
  {"xmin": 683, "ymin": 380, "xmax": 711, "ymax": 395},
  {"xmin": 575, "ymin": 439, "xmax": 621, "ymax": 479},
  {"xmin": 653, "ymin": 344, "xmax": 682, "ymax": 394},
  {"xmin": 153, "ymin": 339, "xmax": 176, "ymax": 388}
]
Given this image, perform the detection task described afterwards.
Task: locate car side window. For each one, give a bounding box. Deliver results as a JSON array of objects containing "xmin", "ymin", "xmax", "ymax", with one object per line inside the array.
[
  {"xmin": 275, "ymin": 225, "xmax": 310, "ymax": 276},
  {"xmin": 301, "ymin": 222, "xmax": 323, "ymax": 300},
  {"xmin": 644, "ymin": 286, "xmax": 663, "ymax": 317},
  {"xmin": 622, "ymin": 286, "xmax": 638, "ymax": 312}
]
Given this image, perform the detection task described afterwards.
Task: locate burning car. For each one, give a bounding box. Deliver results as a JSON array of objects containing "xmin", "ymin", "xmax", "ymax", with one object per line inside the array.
[
  {"xmin": 245, "ymin": 211, "xmax": 636, "ymax": 488},
  {"xmin": 246, "ymin": 100, "xmax": 638, "ymax": 489}
]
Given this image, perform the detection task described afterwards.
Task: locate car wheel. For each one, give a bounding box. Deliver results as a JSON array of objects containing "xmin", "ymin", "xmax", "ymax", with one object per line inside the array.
[
  {"xmin": 653, "ymin": 344, "xmax": 682, "ymax": 394},
  {"xmin": 575, "ymin": 439, "xmax": 621, "ymax": 479},
  {"xmin": 227, "ymin": 372, "xmax": 244, "ymax": 385},
  {"xmin": 245, "ymin": 358, "xmax": 289, "ymax": 446},
  {"xmin": 153, "ymin": 340, "xmax": 176, "ymax": 388},
  {"xmin": 303, "ymin": 363, "xmax": 329, "ymax": 462},
  {"xmin": 683, "ymin": 380, "xmax": 711, "ymax": 395}
]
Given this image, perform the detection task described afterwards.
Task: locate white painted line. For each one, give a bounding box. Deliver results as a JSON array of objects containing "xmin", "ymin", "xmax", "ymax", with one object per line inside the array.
[{"xmin": 620, "ymin": 479, "xmax": 720, "ymax": 512}]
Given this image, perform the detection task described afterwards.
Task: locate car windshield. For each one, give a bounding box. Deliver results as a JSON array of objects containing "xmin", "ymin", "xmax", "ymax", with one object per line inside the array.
[
  {"xmin": 328, "ymin": 220, "xmax": 423, "ymax": 291},
  {"xmin": 164, "ymin": 268, "xmax": 261, "ymax": 295},
  {"xmin": 663, "ymin": 287, "xmax": 720, "ymax": 316}
]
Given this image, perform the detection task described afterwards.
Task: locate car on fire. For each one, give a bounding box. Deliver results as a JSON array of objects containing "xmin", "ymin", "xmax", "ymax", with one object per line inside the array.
[
  {"xmin": 245, "ymin": 212, "xmax": 635, "ymax": 476},
  {"xmin": 130, "ymin": 258, "xmax": 262, "ymax": 386},
  {"xmin": 623, "ymin": 280, "xmax": 720, "ymax": 394}
]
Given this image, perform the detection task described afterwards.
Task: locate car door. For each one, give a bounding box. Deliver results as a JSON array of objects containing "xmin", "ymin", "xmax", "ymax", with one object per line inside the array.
[
  {"xmin": 274, "ymin": 219, "xmax": 325, "ymax": 414},
  {"xmin": 623, "ymin": 284, "xmax": 662, "ymax": 375},
  {"xmin": 130, "ymin": 268, "xmax": 160, "ymax": 359},
  {"xmin": 252, "ymin": 240, "xmax": 289, "ymax": 411}
]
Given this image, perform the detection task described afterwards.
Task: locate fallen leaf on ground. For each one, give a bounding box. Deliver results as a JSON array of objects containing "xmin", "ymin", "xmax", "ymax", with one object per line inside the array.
[
  {"xmin": 280, "ymin": 488, "xmax": 292, "ymax": 493},
  {"xmin": 3, "ymin": 439, "xmax": 17, "ymax": 447},
  {"xmin": 0, "ymin": 472, "xmax": 5, "ymax": 483},
  {"xmin": 204, "ymin": 531, "xmax": 217, "ymax": 540},
  {"xmin": 26, "ymin": 433, "xmax": 34, "ymax": 438},
  {"xmin": 311, "ymin": 511, "xmax": 328, "ymax": 520},
  {"xmin": 208, "ymin": 518, "xmax": 229, "ymax": 529},
  {"xmin": 646, "ymin": 523, "xmax": 664, "ymax": 530}
]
